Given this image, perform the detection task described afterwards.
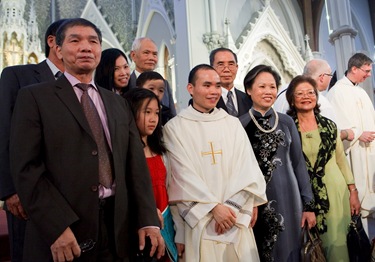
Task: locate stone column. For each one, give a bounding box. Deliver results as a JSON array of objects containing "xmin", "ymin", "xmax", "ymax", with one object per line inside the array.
[{"xmin": 327, "ymin": 0, "xmax": 357, "ymax": 78}]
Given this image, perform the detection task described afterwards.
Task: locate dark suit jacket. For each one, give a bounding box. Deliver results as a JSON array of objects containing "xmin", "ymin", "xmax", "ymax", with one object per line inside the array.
[
  {"xmin": 10, "ymin": 76, "xmax": 159, "ymax": 260},
  {"xmin": 128, "ymin": 71, "xmax": 177, "ymax": 116},
  {"xmin": 216, "ymin": 88, "xmax": 253, "ymax": 117},
  {"xmin": 0, "ymin": 60, "xmax": 55, "ymax": 200}
]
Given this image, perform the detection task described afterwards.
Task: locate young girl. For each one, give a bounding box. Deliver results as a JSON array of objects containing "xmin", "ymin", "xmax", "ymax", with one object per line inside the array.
[{"xmin": 124, "ymin": 88, "xmax": 177, "ymax": 262}]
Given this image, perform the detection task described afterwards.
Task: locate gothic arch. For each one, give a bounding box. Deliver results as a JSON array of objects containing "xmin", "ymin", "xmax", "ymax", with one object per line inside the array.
[
  {"xmin": 351, "ymin": 8, "xmax": 372, "ymax": 54},
  {"xmin": 235, "ymin": 4, "xmax": 305, "ymax": 90},
  {"xmin": 274, "ymin": 0, "xmax": 306, "ymax": 54}
]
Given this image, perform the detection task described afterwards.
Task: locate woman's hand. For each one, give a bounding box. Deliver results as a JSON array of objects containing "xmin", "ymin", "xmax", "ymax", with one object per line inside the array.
[
  {"xmin": 349, "ymin": 190, "xmax": 361, "ymax": 215},
  {"xmin": 301, "ymin": 211, "xmax": 316, "ymax": 229}
]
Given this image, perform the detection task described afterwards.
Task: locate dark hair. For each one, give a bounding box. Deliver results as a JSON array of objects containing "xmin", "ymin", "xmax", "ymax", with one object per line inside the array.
[
  {"xmin": 44, "ymin": 19, "xmax": 68, "ymax": 57},
  {"xmin": 55, "ymin": 18, "xmax": 102, "ymax": 46},
  {"xmin": 136, "ymin": 71, "xmax": 164, "ymax": 88},
  {"xmin": 209, "ymin": 48, "xmax": 238, "ymax": 66},
  {"xmin": 124, "ymin": 88, "xmax": 166, "ymax": 155},
  {"xmin": 188, "ymin": 64, "xmax": 216, "ymax": 85},
  {"xmin": 243, "ymin": 64, "xmax": 281, "ymax": 91},
  {"xmin": 95, "ymin": 48, "xmax": 129, "ymax": 91},
  {"xmin": 285, "ymin": 75, "xmax": 320, "ymax": 118},
  {"xmin": 347, "ymin": 53, "xmax": 373, "ymax": 72}
]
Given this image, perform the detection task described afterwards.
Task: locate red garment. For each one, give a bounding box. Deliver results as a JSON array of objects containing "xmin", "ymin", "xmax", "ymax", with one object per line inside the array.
[{"xmin": 146, "ymin": 155, "xmax": 168, "ymax": 211}]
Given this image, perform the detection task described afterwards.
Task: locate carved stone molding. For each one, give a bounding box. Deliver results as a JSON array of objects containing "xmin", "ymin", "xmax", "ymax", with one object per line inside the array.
[{"xmin": 202, "ymin": 31, "xmax": 226, "ymax": 52}]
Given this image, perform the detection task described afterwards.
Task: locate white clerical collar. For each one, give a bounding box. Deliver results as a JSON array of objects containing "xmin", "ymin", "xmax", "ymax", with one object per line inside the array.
[
  {"xmin": 345, "ymin": 76, "xmax": 358, "ymax": 86},
  {"xmin": 192, "ymin": 105, "xmax": 214, "ymax": 114}
]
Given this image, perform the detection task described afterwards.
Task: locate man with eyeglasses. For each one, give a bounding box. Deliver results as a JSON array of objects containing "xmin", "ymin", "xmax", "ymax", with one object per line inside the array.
[
  {"xmin": 274, "ymin": 59, "xmax": 336, "ymax": 122},
  {"xmin": 327, "ymin": 52, "xmax": 375, "ymax": 240},
  {"xmin": 209, "ymin": 48, "xmax": 253, "ymax": 118}
]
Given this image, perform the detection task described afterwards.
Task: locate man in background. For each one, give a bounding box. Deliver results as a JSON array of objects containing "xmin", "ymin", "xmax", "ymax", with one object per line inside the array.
[
  {"xmin": 327, "ymin": 53, "xmax": 375, "ymax": 240},
  {"xmin": 129, "ymin": 37, "xmax": 176, "ymax": 121},
  {"xmin": 273, "ymin": 59, "xmax": 336, "ymax": 122},
  {"xmin": 210, "ymin": 47, "xmax": 252, "ymax": 118},
  {"xmin": 0, "ymin": 19, "xmax": 66, "ymax": 261}
]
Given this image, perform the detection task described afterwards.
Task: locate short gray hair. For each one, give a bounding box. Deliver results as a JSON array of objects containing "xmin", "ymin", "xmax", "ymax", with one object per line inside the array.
[{"xmin": 131, "ymin": 37, "xmax": 156, "ymax": 52}]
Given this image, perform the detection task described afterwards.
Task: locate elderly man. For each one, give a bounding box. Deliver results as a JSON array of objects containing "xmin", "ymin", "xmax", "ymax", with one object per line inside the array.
[
  {"xmin": 128, "ymin": 37, "xmax": 176, "ymax": 122},
  {"xmin": 10, "ymin": 18, "xmax": 164, "ymax": 261},
  {"xmin": 274, "ymin": 59, "xmax": 336, "ymax": 122},
  {"xmin": 209, "ymin": 48, "xmax": 253, "ymax": 117},
  {"xmin": 327, "ymin": 53, "xmax": 375, "ymax": 240}
]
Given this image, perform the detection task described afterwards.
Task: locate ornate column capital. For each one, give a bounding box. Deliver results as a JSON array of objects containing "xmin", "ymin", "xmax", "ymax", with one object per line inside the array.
[{"xmin": 329, "ymin": 25, "xmax": 358, "ymax": 44}]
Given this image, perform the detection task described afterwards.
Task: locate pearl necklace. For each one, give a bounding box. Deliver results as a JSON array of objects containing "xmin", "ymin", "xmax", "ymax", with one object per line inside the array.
[{"xmin": 249, "ymin": 108, "xmax": 279, "ymax": 133}]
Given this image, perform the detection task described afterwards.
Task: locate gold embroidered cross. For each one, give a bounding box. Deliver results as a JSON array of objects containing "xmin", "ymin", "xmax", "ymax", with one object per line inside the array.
[{"xmin": 201, "ymin": 142, "xmax": 222, "ymax": 165}]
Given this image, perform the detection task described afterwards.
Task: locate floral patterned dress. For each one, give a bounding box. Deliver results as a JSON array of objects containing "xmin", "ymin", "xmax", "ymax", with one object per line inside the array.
[{"xmin": 243, "ymin": 108, "xmax": 314, "ymax": 262}]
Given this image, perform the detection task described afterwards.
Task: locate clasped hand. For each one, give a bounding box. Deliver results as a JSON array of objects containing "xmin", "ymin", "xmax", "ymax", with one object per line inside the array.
[
  {"xmin": 211, "ymin": 204, "xmax": 237, "ymax": 234},
  {"xmin": 359, "ymin": 131, "xmax": 375, "ymax": 143}
]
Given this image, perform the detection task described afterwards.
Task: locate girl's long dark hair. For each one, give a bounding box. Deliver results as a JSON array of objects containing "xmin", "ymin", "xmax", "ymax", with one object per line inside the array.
[{"xmin": 124, "ymin": 88, "xmax": 166, "ymax": 155}]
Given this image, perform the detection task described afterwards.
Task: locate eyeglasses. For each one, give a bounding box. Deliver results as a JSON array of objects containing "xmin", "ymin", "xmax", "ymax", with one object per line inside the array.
[
  {"xmin": 294, "ymin": 90, "xmax": 316, "ymax": 98},
  {"xmin": 215, "ymin": 63, "xmax": 237, "ymax": 71},
  {"xmin": 357, "ymin": 67, "xmax": 372, "ymax": 74},
  {"xmin": 321, "ymin": 73, "xmax": 333, "ymax": 77},
  {"xmin": 79, "ymin": 239, "xmax": 96, "ymax": 253}
]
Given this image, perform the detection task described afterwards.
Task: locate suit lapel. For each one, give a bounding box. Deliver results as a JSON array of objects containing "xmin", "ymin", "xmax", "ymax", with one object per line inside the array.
[
  {"xmin": 54, "ymin": 76, "xmax": 94, "ymax": 138},
  {"xmin": 235, "ymin": 89, "xmax": 245, "ymax": 115},
  {"xmin": 99, "ymin": 88, "xmax": 116, "ymax": 147},
  {"xmin": 235, "ymin": 88, "xmax": 252, "ymax": 116},
  {"xmin": 128, "ymin": 72, "xmax": 137, "ymax": 89},
  {"xmin": 34, "ymin": 60, "xmax": 55, "ymax": 83},
  {"xmin": 216, "ymin": 96, "xmax": 227, "ymax": 111}
]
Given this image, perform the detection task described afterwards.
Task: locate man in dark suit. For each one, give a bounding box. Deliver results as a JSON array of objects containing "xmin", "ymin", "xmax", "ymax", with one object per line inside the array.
[
  {"xmin": 210, "ymin": 48, "xmax": 252, "ymax": 118},
  {"xmin": 10, "ymin": 18, "xmax": 164, "ymax": 261},
  {"xmin": 128, "ymin": 37, "xmax": 176, "ymax": 120},
  {"xmin": 0, "ymin": 19, "xmax": 66, "ymax": 261}
]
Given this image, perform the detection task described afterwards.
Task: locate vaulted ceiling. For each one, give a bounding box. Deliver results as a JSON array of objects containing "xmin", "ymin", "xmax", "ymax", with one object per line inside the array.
[{"xmin": 297, "ymin": 0, "xmax": 375, "ymax": 51}]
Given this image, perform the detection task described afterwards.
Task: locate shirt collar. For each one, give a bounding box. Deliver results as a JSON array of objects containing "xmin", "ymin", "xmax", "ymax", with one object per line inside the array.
[
  {"xmin": 64, "ymin": 72, "xmax": 97, "ymax": 90},
  {"xmin": 46, "ymin": 58, "xmax": 60, "ymax": 77},
  {"xmin": 345, "ymin": 76, "xmax": 358, "ymax": 86}
]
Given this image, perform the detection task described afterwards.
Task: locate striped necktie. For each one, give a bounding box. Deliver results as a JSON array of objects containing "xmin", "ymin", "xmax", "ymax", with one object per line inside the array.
[
  {"xmin": 76, "ymin": 83, "xmax": 113, "ymax": 188},
  {"xmin": 227, "ymin": 91, "xmax": 238, "ymax": 116}
]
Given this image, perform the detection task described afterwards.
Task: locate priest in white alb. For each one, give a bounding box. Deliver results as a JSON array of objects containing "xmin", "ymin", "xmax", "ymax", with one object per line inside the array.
[
  {"xmin": 163, "ymin": 64, "xmax": 267, "ymax": 261},
  {"xmin": 327, "ymin": 52, "xmax": 375, "ymax": 239}
]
